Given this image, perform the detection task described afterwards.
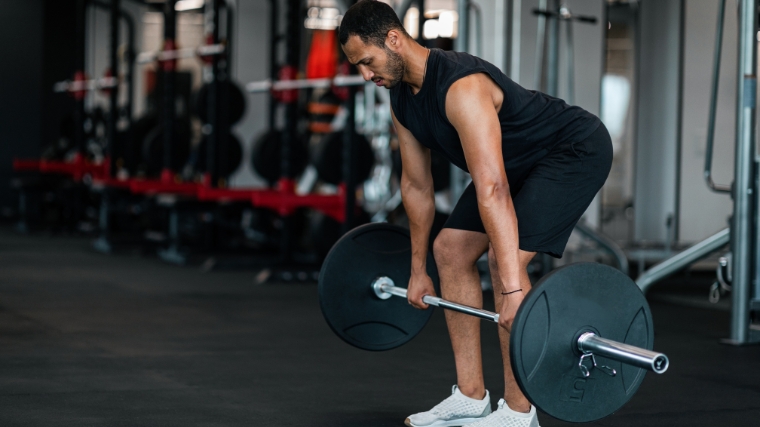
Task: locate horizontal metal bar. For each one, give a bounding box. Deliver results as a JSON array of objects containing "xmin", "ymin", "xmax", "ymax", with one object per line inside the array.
[
  {"xmin": 425, "ymin": 296, "xmax": 501, "ymax": 323},
  {"xmin": 578, "ymin": 333, "xmax": 669, "ymax": 374},
  {"xmin": 246, "ymin": 75, "xmax": 367, "ymax": 93},
  {"xmin": 53, "ymin": 76, "xmax": 118, "ymax": 93},
  {"xmin": 376, "ymin": 282, "xmax": 500, "ymax": 322},
  {"xmin": 635, "ymin": 228, "xmax": 730, "ymax": 293},
  {"xmin": 136, "ymin": 44, "xmax": 225, "ymax": 64}
]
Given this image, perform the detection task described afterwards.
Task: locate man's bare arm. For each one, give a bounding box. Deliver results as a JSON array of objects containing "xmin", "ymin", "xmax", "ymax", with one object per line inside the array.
[
  {"xmin": 392, "ymin": 108, "xmax": 437, "ymax": 308},
  {"xmin": 445, "ymin": 74, "xmax": 522, "ymax": 296}
]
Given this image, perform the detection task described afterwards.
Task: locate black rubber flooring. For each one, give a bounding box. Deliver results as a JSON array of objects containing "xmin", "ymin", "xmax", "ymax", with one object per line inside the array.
[{"xmin": 1, "ymin": 228, "xmax": 760, "ymax": 426}]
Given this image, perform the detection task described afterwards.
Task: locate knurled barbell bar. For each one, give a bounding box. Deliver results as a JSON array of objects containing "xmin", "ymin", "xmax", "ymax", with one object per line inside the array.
[{"xmin": 318, "ymin": 223, "xmax": 670, "ymax": 423}]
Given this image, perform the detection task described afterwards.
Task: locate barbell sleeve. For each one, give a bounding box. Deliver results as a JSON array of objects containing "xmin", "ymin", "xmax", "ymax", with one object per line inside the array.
[
  {"xmin": 577, "ymin": 332, "xmax": 669, "ymax": 374},
  {"xmin": 372, "ymin": 278, "xmax": 668, "ymax": 374}
]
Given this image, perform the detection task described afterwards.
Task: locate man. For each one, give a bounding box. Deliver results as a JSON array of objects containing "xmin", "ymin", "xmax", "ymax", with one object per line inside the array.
[{"xmin": 339, "ymin": 1, "xmax": 612, "ymax": 426}]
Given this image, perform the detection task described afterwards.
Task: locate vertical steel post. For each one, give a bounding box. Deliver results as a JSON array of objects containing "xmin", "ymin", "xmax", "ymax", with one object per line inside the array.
[
  {"xmin": 97, "ymin": 0, "xmax": 120, "ymax": 251},
  {"xmin": 417, "ymin": 0, "xmax": 425, "ymax": 43},
  {"xmin": 122, "ymin": 10, "xmax": 135, "ymax": 158},
  {"xmin": 163, "ymin": 0, "xmax": 177, "ymax": 179},
  {"xmin": 74, "ymin": 0, "xmax": 87, "ymax": 155},
  {"xmin": 545, "ymin": 0, "xmax": 560, "ymax": 96},
  {"xmin": 534, "ymin": 0, "xmax": 547, "ymax": 90},
  {"xmin": 564, "ymin": 16, "xmax": 574, "ymax": 104},
  {"xmin": 456, "ymin": 0, "xmax": 469, "ymax": 52},
  {"xmin": 728, "ymin": 0, "xmax": 757, "ymax": 345},
  {"xmin": 218, "ymin": 2, "xmax": 233, "ymax": 187},
  {"xmin": 342, "ymin": 87, "xmax": 357, "ymax": 233},
  {"xmin": 509, "ymin": 0, "xmax": 521, "ymax": 82},
  {"xmin": 450, "ymin": 0, "xmax": 471, "ymax": 203},
  {"xmin": 268, "ymin": 0, "xmax": 278, "ymax": 132},
  {"xmin": 203, "ymin": 0, "xmax": 219, "ymax": 186},
  {"xmin": 108, "ymin": 0, "xmax": 120, "ymax": 177},
  {"xmin": 704, "ymin": 0, "xmax": 729, "ymax": 193},
  {"xmin": 279, "ymin": 0, "xmax": 301, "ymax": 263}
]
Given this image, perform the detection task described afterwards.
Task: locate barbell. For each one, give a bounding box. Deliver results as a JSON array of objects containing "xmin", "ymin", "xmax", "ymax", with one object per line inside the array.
[
  {"xmin": 53, "ymin": 75, "xmax": 118, "ymax": 94},
  {"xmin": 318, "ymin": 223, "xmax": 669, "ymax": 423},
  {"xmin": 245, "ymin": 74, "xmax": 366, "ymax": 93},
  {"xmin": 136, "ymin": 43, "xmax": 226, "ymax": 64}
]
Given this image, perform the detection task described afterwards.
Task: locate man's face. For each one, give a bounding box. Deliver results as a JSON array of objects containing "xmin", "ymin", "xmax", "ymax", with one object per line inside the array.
[{"xmin": 342, "ymin": 35, "xmax": 405, "ymax": 88}]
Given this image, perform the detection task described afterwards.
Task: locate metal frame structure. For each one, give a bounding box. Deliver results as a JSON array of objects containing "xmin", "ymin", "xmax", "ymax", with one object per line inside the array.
[{"xmin": 635, "ymin": 0, "xmax": 759, "ymax": 345}]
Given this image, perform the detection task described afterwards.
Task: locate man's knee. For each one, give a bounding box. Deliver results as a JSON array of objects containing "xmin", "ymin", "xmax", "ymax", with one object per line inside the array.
[
  {"xmin": 433, "ymin": 231, "xmax": 459, "ymax": 268},
  {"xmin": 433, "ymin": 229, "xmax": 483, "ymax": 270}
]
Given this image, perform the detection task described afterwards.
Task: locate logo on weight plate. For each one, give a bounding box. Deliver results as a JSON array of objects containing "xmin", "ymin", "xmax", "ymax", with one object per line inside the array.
[{"xmin": 559, "ymin": 374, "xmax": 595, "ymax": 403}]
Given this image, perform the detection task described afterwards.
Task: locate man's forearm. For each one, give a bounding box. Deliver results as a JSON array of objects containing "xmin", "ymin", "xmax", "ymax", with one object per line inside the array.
[
  {"xmin": 476, "ymin": 185, "xmax": 522, "ymax": 290},
  {"xmin": 401, "ymin": 180, "xmax": 436, "ymax": 274}
]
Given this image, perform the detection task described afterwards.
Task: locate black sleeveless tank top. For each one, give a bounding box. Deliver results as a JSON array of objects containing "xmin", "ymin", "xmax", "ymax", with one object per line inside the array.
[{"xmin": 390, "ymin": 49, "xmax": 601, "ymax": 184}]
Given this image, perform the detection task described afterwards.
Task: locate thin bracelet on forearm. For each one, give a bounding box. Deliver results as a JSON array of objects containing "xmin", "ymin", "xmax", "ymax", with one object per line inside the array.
[{"xmin": 501, "ymin": 289, "xmax": 523, "ymax": 295}]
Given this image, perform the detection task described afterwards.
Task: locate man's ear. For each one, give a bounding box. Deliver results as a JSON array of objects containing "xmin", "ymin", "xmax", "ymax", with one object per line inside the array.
[{"xmin": 386, "ymin": 29, "xmax": 403, "ymax": 52}]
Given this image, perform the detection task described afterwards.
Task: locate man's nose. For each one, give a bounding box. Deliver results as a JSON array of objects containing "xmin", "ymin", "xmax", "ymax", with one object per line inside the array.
[{"xmin": 358, "ymin": 66, "xmax": 374, "ymax": 81}]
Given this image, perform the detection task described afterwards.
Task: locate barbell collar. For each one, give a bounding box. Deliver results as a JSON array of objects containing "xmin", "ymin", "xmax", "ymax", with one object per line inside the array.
[
  {"xmin": 246, "ymin": 75, "xmax": 367, "ymax": 93},
  {"xmin": 577, "ymin": 332, "xmax": 669, "ymax": 374}
]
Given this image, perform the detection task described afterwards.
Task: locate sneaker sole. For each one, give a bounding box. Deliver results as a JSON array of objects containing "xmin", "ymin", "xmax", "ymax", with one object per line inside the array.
[{"xmin": 404, "ymin": 416, "xmax": 486, "ymax": 427}]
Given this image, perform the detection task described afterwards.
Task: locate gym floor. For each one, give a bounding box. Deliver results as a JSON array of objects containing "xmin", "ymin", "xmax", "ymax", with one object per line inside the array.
[{"xmin": 1, "ymin": 227, "xmax": 759, "ymax": 427}]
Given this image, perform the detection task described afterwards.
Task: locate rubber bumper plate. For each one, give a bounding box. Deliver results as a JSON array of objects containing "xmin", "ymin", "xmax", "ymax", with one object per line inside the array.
[
  {"xmin": 510, "ymin": 263, "xmax": 654, "ymax": 422},
  {"xmin": 319, "ymin": 223, "xmax": 439, "ymax": 351}
]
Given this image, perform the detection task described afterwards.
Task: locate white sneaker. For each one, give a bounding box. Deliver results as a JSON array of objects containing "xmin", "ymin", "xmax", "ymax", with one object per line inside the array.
[
  {"xmin": 405, "ymin": 385, "xmax": 491, "ymax": 427},
  {"xmin": 462, "ymin": 399, "xmax": 539, "ymax": 427}
]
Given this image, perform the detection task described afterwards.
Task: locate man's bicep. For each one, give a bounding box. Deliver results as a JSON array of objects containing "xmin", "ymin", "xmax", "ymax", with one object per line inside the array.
[
  {"xmin": 391, "ymin": 109, "xmax": 432, "ymax": 188},
  {"xmin": 445, "ymin": 78, "xmax": 506, "ymax": 187}
]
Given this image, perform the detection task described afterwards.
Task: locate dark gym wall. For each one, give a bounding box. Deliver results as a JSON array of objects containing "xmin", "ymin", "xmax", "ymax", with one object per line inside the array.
[{"xmin": 0, "ymin": 0, "xmax": 45, "ymax": 212}]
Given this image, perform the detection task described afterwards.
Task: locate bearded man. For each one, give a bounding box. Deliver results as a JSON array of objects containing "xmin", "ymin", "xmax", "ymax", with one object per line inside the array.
[{"xmin": 339, "ymin": 2, "xmax": 612, "ymax": 426}]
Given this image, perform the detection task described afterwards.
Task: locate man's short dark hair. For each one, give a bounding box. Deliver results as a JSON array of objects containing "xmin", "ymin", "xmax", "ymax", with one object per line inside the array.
[{"xmin": 338, "ymin": 0, "xmax": 410, "ymax": 47}]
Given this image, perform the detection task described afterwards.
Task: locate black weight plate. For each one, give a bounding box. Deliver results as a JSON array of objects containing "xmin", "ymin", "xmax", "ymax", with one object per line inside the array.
[
  {"xmin": 250, "ymin": 130, "xmax": 310, "ymax": 185},
  {"xmin": 314, "ymin": 131, "xmax": 375, "ymax": 186},
  {"xmin": 318, "ymin": 223, "xmax": 439, "ymax": 351},
  {"xmin": 194, "ymin": 80, "xmax": 247, "ymax": 125},
  {"xmin": 510, "ymin": 263, "xmax": 653, "ymax": 423},
  {"xmin": 196, "ymin": 133, "xmax": 244, "ymax": 179},
  {"xmin": 141, "ymin": 123, "xmax": 192, "ymax": 177},
  {"xmin": 117, "ymin": 113, "xmax": 158, "ymax": 173},
  {"xmin": 391, "ymin": 146, "xmax": 450, "ymax": 192}
]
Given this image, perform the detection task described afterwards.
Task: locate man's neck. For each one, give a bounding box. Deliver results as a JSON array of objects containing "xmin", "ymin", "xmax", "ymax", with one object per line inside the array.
[{"xmin": 403, "ymin": 43, "xmax": 430, "ymax": 94}]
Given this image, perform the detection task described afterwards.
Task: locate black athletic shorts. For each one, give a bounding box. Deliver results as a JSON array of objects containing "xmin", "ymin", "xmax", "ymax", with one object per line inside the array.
[{"xmin": 443, "ymin": 122, "xmax": 613, "ymax": 258}]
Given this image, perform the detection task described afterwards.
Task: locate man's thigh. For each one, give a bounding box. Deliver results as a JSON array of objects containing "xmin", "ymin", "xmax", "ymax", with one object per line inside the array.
[
  {"xmin": 513, "ymin": 124, "xmax": 613, "ymax": 258},
  {"xmin": 442, "ymin": 123, "xmax": 613, "ymax": 258}
]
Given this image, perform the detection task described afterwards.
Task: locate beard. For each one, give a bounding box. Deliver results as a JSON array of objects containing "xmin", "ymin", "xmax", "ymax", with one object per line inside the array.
[{"xmin": 382, "ymin": 47, "xmax": 406, "ymax": 88}]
